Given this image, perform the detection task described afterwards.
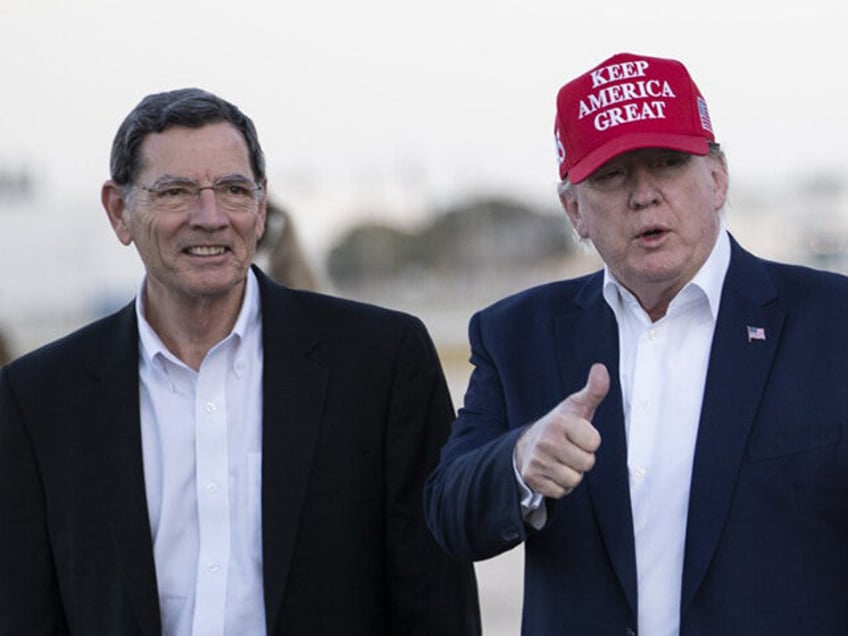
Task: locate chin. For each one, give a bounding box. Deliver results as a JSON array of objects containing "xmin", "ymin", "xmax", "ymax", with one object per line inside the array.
[{"xmin": 183, "ymin": 275, "xmax": 243, "ymax": 297}]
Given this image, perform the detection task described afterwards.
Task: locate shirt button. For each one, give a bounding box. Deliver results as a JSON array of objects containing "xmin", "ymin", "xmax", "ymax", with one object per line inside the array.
[
  {"xmin": 648, "ymin": 329, "xmax": 657, "ymax": 341},
  {"xmin": 208, "ymin": 563, "xmax": 220, "ymax": 574},
  {"xmin": 234, "ymin": 360, "xmax": 245, "ymax": 377},
  {"xmin": 206, "ymin": 402, "xmax": 216, "ymax": 413},
  {"xmin": 634, "ymin": 467, "xmax": 647, "ymax": 479},
  {"xmin": 206, "ymin": 481, "xmax": 220, "ymax": 494}
]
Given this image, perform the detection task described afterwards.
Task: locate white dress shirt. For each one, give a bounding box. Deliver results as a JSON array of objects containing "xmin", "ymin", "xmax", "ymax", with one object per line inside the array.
[
  {"xmin": 603, "ymin": 228, "xmax": 729, "ymax": 636},
  {"xmin": 519, "ymin": 228, "xmax": 730, "ymax": 636},
  {"xmin": 136, "ymin": 270, "xmax": 266, "ymax": 636}
]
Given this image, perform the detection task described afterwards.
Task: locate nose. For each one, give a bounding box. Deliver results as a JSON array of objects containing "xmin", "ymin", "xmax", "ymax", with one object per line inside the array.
[
  {"xmin": 628, "ymin": 166, "xmax": 662, "ymax": 210},
  {"xmin": 190, "ymin": 188, "xmax": 229, "ymax": 229}
]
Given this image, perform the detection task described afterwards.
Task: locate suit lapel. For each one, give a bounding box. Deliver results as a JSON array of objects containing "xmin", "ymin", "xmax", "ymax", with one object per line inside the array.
[
  {"xmin": 255, "ymin": 272, "xmax": 328, "ymax": 633},
  {"xmin": 680, "ymin": 240, "xmax": 783, "ymax": 615},
  {"xmin": 557, "ymin": 273, "xmax": 638, "ymax": 618},
  {"xmin": 93, "ymin": 304, "xmax": 162, "ymax": 635}
]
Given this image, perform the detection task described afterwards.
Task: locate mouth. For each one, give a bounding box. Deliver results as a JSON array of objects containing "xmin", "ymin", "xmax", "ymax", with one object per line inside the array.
[
  {"xmin": 184, "ymin": 245, "xmax": 229, "ymax": 257},
  {"xmin": 635, "ymin": 226, "xmax": 668, "ymax": 242}
]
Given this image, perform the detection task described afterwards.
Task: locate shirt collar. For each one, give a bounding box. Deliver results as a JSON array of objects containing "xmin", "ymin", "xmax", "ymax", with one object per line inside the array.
[
  {"xmin": 602, "ymin": 225, "xmax": 731, "ymax": 322},
  {"xmin": 136, "ymin": 269, "xmax": 261, "ymax": 366}
]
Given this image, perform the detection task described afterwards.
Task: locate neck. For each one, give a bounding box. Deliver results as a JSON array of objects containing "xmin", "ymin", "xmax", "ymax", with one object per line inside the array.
[
  {"xmin": 639, "ymin": 287, "xmax": 677, "ymax": 322},
  {"xmin": 143, "ymin": 283, "xmax": 245, "ymax": 371}
]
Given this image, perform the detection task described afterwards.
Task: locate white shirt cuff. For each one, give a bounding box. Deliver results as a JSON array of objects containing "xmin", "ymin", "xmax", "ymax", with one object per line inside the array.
[{"xmin": 513, "ymin": 453, "xmax": 548, "ymax": 530}]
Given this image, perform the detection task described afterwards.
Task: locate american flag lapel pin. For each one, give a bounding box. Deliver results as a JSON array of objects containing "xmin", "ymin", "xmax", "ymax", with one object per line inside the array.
[{"xmin": 747, "ymin": 325, "xmax": 766, "ymax": 342}]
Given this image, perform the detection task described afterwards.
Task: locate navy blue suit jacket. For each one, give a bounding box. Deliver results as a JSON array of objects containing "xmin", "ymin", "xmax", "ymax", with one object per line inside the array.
[
  {"xmin": 0, "ymin": 268, "xmax": 480, "ymax": 635},
  {"xmin": 425, "ymin": 237, "xmax": 848, "ymax": 635}
]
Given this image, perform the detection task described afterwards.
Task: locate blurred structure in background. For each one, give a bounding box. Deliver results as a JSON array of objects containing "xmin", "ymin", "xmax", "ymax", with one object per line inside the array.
[
  {"xmin": 327, "ymin": 195, "xmax": 583, "ymax": 304},
  {"xmin": 0, "ymin": 166, "xmax": 34, "ymax": 202},
  {"xmin": 0, "ymin": 328, "xmax": 12, "ymax": 366},
  {"xmin": 257, "ymin": 199, "xmax": 321, "ymax": 291},
  {"xmin": 324, "ymin": 195, "xmax": 598, "ymax": 388}
]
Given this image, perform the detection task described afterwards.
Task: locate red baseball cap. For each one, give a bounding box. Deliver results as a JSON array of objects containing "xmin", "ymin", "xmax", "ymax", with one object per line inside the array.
[{"xmin": 554, "ymin": 52, "xmax": 715, "ymax": 183}]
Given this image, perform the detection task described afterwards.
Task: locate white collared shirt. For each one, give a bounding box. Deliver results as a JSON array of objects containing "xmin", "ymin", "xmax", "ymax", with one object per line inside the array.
[
  {"xmin": 517, "ymin": 228, "xmax": 730, "ymax": 635},
  {"xmin": 602, "ymin": 228, "xmax": 730, "ymax": 636},
  {"xmin": 136, "ymin": 270, "xmax": 265, "ymax": 636}
]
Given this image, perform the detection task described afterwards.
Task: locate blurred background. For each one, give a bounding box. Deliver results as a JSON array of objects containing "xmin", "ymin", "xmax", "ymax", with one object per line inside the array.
[{"xmin": 3, "ymin": 0, "xmax": 848, "ymax": 632}]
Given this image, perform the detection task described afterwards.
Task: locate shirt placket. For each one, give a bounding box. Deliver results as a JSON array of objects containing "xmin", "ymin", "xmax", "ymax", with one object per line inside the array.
[
  {"xmin": 627, "ymin": 324, "xmax": 662, "ymax": 535},
  {"xmin": 192, "ymin": 348, "xmax": 231, "ymax": 636}
]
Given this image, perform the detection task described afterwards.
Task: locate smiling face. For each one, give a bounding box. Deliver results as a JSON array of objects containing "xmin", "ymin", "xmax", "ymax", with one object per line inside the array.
[
  {"xmin": 103, "ymin": 121, "xmax": 267, "ymax": 313},
  {"xmin": 562, "ymin": 147, "xmax": 728, "ymax": 319}
]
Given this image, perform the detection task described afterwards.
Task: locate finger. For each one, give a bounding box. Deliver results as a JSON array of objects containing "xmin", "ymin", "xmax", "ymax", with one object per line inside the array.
[
  {"xmin": 525, "ymin": 463, "xmax": 586, "ymax": 499},
  {"xmin": 560, "ymin": 363, "xmax": 610, "ymax": 421},
  {"xmin": 555, "ymin": 439, "xmax": 598, "ymax": 472}
]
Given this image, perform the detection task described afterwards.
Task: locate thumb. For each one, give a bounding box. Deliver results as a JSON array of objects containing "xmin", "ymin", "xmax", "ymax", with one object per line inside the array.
[{"xmin": 560, "ymin": 363, "xmax": 610, "ymax": 420}]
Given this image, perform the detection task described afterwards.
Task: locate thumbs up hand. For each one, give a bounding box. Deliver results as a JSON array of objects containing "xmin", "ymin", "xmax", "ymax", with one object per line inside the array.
[{"xmin": 514, "ymin": 363, "xmax": 609, "ymax": 499}]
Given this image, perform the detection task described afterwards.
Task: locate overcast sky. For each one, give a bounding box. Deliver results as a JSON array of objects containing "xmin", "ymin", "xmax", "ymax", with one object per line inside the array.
[{"xmin": 3, "ymin": 0, "xmax": 847, "ymax": 252}]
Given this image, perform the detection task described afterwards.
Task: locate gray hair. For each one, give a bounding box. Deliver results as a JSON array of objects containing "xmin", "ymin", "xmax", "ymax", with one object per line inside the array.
[{"xmin": 109, "ymin": 88, "xmax": 266, "ymax": 187}]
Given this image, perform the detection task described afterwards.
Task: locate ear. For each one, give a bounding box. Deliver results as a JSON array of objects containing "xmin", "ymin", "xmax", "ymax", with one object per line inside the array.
[
  {"xmin": 709, "ymin": 155, "xmax": 729, "ymax": 211},
  {"xmin": 102, "ymin": 180, "xmax": 134, "ymax": 246},
  {"xmin": 254, "ymin": 179, "xmax": 268, "ymax": 242},
  {"xmin": 560, "ymin": 188, "xmax": 589, "ymax": 239}
]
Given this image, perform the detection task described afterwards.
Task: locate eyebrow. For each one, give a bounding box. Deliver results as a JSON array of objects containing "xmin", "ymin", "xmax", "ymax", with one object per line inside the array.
[
  {"xmin": 147, "ymin": 175, "xmax": 194, "ymax": 187},
  {"xmin": 148, "ymin": 173, "xmax": 254, "ymax": 187},
  {"xmin": 214, "ymin": 174, "xmax": 255, "ymax": 183}
]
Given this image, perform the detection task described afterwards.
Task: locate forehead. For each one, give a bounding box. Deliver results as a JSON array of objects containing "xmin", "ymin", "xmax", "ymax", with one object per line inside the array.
[
  {"xmin": 598, "ymin": 147, "xmax": 691, "ymax": 168},
  {"xmin": 137, "ymin": 121, "xmax": 252, "ymax": 180}
]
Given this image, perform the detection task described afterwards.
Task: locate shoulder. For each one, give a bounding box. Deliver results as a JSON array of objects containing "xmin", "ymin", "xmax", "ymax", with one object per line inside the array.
[
  {"xmin": 765, "ymin": 259, "xmax": 848, "ymax": 292},
  {"xmin": 258, "ymin": 285, "xmax": 444, "ymax": 381},
  {"xmin": 256, "ymin": 272, "xmax": 430, "ymax": 348},
  {"xmin": 728, "ymin": 236, "xmax": 848, "ymax": 300},
  {"xmin": 271, "ymin": 281, "xmax": 414, "ymax": 320},
  {"xmin": 289, "ymin": 288, "xmax": 424, "ymax": 332},
  {"xmin": 735, "ymin": 248, "xmax": 848, "ymax": 307},
  {"xmin": 474, "ymin": 271, "xmax": 602, "ymax": 328},
  {"xmin": 2, "ymin": 302, "xmax": 135, "ymax": 393}
]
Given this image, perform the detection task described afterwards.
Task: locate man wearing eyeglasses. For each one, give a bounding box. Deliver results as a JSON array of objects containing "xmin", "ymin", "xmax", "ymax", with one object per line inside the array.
[{"xmin": 0, "ymin": 88, "xmax": 480, "ymax": 635}]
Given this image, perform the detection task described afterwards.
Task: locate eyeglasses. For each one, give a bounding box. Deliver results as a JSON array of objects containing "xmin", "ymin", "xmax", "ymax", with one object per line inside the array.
[{"xmin": 135, "ymin": 178, "xmax": 263, "ymax": 213}]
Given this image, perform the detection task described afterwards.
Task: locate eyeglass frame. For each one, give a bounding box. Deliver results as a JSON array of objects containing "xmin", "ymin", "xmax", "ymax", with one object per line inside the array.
[{"xmin": 132, "ymin": 176, "xmax": 265, "ymax": 212}]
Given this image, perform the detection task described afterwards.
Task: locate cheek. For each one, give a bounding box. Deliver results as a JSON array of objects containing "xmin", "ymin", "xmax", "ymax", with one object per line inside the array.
[
  {"xmin": 234, "ymin": 216, "xmax": 263, "ymax": 248},
  {"xmin": 580, "ymin": 211, "xmax": 617, "ymax": 246},
  {"xmin": 136, "ymin": 216, "xmax": 177, "ymax": 256},
  {"xmin": 571, "ymin": 191, "xmax": 622, "ymax": 242}
]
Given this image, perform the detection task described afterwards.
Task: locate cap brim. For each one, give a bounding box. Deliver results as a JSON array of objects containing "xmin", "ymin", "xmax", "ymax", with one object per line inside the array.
[{"xmin": 568, "ymin": 133, "xmax": 711, "ymax": 184}]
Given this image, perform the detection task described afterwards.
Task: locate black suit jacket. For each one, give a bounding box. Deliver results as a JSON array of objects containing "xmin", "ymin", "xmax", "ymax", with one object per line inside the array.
[
  {"xmin": 425, "ymin": 237, "xmax": 848, "ymax": 634},
  {"xmin": 0, "ymin": 268, "xmax": 480, "ymax": 635}
]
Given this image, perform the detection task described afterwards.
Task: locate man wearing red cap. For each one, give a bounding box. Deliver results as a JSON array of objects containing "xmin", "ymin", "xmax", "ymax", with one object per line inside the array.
[{"xmin": 425, "ymin": 53, "xmax": 848, "ymax": 635}]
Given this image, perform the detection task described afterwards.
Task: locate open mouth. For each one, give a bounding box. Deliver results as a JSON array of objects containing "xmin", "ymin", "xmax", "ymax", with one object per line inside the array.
[
  {"xmin": 184, "ymin": 245, "xmax": 228, "ymax": 256},
  {"xmin": 637, "ymin": 227, "xmax": 667, "ymax": 240}
]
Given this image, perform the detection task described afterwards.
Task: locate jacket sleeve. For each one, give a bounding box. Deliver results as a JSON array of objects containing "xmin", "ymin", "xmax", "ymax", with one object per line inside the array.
[
  {"xmin": 423, "ymin": 311, "xmax": 530, "ymax": 562},
  {"xmin": 384, "ymin": 316, "xmax": 482, "ymax": 635},
  {"xmin": 0, "ymin": 365, "xmax": 70, "ymax": 635}
]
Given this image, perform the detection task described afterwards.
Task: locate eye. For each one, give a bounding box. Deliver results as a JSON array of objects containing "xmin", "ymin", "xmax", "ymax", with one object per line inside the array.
[
  {"xmin": 589, "ymin": 166, "xmax": 624, "ymax": 185},
  {"xmin": 227, "ymin": 184, "xmax": 252, "ymax": 196},
  {"xmin": 596, "ymin": 169, "xmax": 621, "ymax": 180},
  {"xmin": 150, "ymin": 185, "xmax": 192, "ymax": 199},
  {"xmin": 216, "ymin": 181, "xmax": 255, "ymax": 197},
  {"xmin": 656, "ymin": 152, "xmax": 690, "ymax": 169}
]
